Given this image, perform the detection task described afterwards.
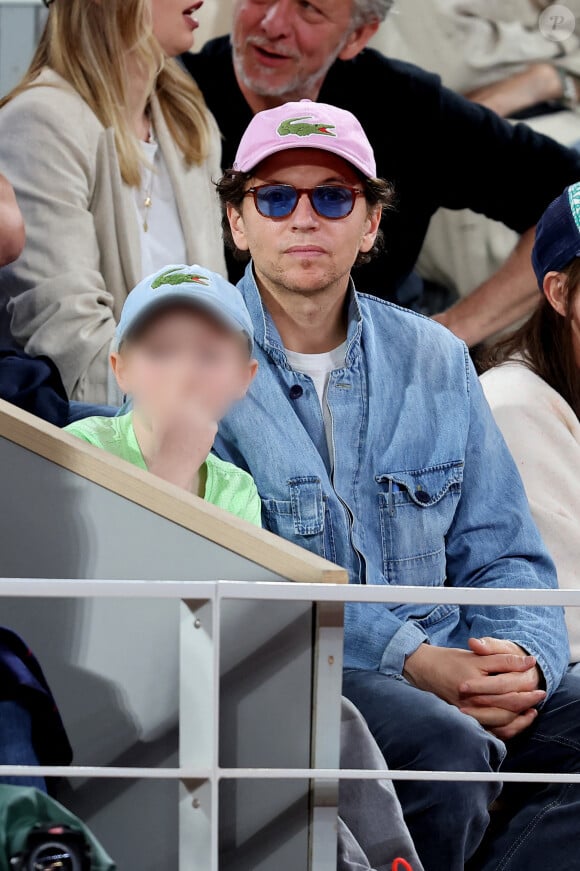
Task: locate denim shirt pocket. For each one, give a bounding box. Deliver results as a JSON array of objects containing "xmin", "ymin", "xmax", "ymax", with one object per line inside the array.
[
  {"xmin": 376, "ymin": 462, "xmax": 464, "ymax": 585},
  {"xmin": 262, "ymin": 477, "xmax": 336, "ymax": 562}
]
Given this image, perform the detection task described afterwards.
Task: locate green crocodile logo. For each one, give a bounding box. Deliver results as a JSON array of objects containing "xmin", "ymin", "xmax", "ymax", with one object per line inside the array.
[
  {"xmin": 151, "ymin": 267, "xmax": 210, "ymax": 289},
  {"xmin": 277, "ymin": 116, "xmax": 336, "ymax": 138}
]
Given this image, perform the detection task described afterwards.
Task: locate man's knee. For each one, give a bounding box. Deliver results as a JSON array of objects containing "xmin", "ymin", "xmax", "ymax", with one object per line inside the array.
[
  {"xmin": 343, "ymin": 672, "xmax": 502, "ymax": 858},
  {"xmin": 395, "ymin": 710, "xmax": 502, "ymax": 858},
  {"xmin": 343, "ymin": 670, "xmax": 505, "ymax": 774},
  {"xmin": 433, "ymin": 709, "xmax": 505, "ymax": 773}
]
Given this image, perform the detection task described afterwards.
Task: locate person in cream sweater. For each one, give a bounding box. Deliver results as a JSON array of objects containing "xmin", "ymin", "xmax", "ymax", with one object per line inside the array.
[{"xmin": 481, "ymin": 181, "xmax": 580, "ymax": 663}]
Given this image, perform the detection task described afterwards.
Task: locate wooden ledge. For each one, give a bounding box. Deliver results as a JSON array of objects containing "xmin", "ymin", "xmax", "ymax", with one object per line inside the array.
[{"xmin": 0, "ymin": 399, "xmax": 347, "ymax": 585}]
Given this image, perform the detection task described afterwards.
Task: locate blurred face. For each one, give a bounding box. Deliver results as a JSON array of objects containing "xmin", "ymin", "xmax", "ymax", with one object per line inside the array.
[
  {"xmin": 111, "ymin": 306, "xmax": 257, "ymax": 420},
  {"xmin": 228, "ymin": 149, "xmax": 381, "ymax": 299},
  {"xmin": 151, "ymin": 0, "xmax": 205, "ymax": 57},
  {"xmin": 232, "ymin": 0, "xmax": 379, "ymax": 101}
]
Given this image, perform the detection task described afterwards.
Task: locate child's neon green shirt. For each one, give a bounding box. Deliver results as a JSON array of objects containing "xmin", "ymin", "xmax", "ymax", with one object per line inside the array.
[{"xmin": 65, "ymin": 412, "xmax": 262, "ymax": 527}]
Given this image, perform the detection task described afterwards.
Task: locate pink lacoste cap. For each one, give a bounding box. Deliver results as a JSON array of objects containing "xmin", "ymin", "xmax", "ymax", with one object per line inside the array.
[{"xmin": 233, "ymin": 99, "xmax": 377, "ymax": 179}]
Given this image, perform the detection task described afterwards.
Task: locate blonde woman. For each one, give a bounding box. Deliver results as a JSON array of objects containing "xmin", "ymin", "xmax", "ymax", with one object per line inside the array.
[{"xmin": 0, "ymin": 0, "xmax": 226, "ymax": 405}]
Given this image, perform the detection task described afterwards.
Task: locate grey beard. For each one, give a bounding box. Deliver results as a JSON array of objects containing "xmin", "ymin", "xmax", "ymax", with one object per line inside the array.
[{"xmin": 232, "ymin": 40, "xmax": 345, "ymax": 101}]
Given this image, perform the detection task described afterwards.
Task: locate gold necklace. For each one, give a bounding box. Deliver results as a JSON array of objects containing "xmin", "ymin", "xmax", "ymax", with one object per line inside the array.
[
  {"xmin": 142, "ymin": 125, "xmax": 156, "ymax": 233},
  {"xmin": 143, "ymin": 186, "xmax": 153, "ymax": 233}
]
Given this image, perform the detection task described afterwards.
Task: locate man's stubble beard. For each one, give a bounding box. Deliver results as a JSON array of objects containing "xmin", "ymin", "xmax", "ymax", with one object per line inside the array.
[
  {"xmin": 261, "ymin": 259, "xmax": 353, "ymax": 303},
  {"xmin": 231, "ymin": 35, "xmax": 348, "ymax": 101}
]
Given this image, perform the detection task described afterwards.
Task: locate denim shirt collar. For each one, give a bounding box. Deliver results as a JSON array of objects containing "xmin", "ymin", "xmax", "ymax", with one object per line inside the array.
[{"xmin": 238, "ymin": 261, "xmax": 363, "ymax": 368}]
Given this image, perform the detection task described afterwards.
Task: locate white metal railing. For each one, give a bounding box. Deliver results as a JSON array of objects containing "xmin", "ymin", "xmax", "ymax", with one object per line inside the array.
[
  {"xmin": 0, "ymin": 578, "xmax": 578, "ymax": 786},
  {"xmin": 2, "ymin": 577, "xmax": 580, "ymax": 605},
  {"xmin": 0, "ymin": 578, "xmax": 578, "ymax": 868}
]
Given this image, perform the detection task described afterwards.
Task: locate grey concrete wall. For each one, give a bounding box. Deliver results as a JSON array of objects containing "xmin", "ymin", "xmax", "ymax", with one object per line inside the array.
[{"xmin": 0, "ymin": 435, "xmax": 326, "ymax": 869}]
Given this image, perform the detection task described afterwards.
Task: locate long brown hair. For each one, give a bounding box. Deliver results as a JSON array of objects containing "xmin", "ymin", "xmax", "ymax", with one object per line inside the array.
[
  {"xmin": 479, "ymin": 258, "xmax": 580, "ymax": 418},
  {"xmin": 0, "ymin": 0, "xmax": 210, "ymax": 187}
]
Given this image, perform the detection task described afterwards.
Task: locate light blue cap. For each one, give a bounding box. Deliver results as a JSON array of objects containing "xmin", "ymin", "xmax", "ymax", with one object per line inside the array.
[{"xmin": 114, "ymin": 264, "xmax": 254, "ymax": 353}]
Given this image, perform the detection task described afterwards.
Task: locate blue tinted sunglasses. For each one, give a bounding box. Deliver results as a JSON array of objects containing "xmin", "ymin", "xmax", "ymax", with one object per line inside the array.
[{"xmin": 245, "ymin": 184, "xmax": 364, "ymax": 220}]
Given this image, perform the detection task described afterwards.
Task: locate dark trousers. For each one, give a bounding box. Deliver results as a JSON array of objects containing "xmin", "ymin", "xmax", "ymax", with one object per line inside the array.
[
  {"xmin": 0, "ymin": 700, "xmax": 45, "ymax": 792},
  {"xmin": 343, "ymin": 668, "xmax": 580, "ymax": 871}
]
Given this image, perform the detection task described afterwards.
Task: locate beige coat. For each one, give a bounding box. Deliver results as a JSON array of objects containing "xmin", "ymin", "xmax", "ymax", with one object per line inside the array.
[
  {"xmin": 481, "ymin": 361, "xmax": 580, "ymax": 664},
  {"xmin": 0, "ymin": 69, "xmax": 226, "ymax": 404}
]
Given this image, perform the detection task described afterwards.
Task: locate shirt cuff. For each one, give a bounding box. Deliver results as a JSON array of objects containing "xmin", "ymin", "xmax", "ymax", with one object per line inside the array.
[
  {"xmin": 509, "ymin": 637, "xmax": 562, "ymax": 703},
  {"xmin": 379, "ymin": 621, "xmax": 428, "ymax": 676}
]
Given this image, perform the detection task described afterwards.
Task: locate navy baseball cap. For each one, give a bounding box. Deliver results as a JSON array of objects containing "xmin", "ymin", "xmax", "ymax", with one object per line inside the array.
[
  {"xmin": 115, "ymin": 264, "xmax": 254, "ymax": 353},
  {"xmin": 532, "ymin": 182, "xmax": 580, "ymax": 289}
]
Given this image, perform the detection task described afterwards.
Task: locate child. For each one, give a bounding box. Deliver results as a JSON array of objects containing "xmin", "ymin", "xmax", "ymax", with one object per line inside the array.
[{"xmin": 65, "ymin": 264, "xmax": 261, "ymax": 526}]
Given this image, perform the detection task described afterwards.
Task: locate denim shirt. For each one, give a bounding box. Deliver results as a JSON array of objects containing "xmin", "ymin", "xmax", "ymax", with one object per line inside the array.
[{"xmin": 215, "ymin": 264, "xmax": 569, "ymax": 698}]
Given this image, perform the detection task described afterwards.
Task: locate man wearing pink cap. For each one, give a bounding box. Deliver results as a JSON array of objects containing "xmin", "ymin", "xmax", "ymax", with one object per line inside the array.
[
  {"xmin": 182, "ymin": 0, "xmax": 580, "ymax": 348},
  {"xmin": 214, "ymin": 100, "xmax": 580, "ymax": 870}
]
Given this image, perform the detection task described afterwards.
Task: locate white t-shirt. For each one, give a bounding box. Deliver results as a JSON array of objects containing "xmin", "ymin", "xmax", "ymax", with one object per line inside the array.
[
  {"xmin": 133, "ymin": 138, "xmax": 187, "ymax": 278},
  {"xmin": 285, "ymin": 341, "xmax": 348, "ymax": 462}
]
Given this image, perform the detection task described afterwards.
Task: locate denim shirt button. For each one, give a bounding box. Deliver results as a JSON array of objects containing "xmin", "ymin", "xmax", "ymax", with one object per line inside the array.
[
  {"xmin": 415, "ymin": 490, "xmax": 430, "ymax": 504},
  {"xmin": 289, "ymin": 384, "xmax": 304, "ymax": 400}
]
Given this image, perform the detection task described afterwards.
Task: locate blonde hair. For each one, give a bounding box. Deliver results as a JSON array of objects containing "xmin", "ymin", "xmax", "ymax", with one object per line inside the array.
[{"xmin": 0, "ymin": 0, "xmax": 210, "ymax": 187}]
